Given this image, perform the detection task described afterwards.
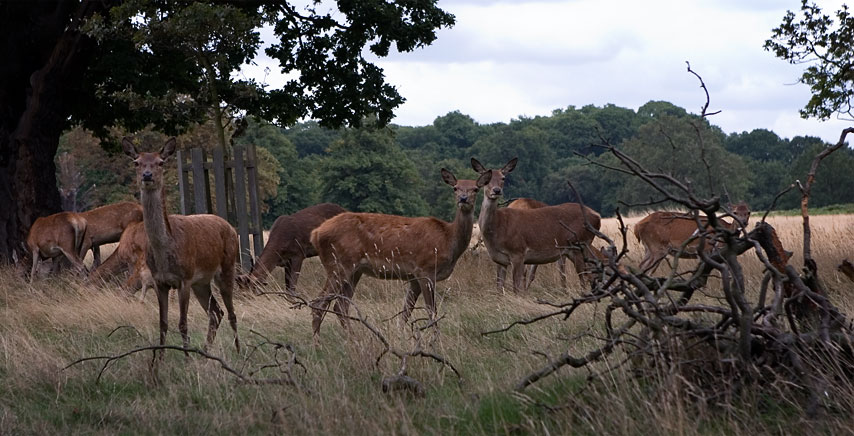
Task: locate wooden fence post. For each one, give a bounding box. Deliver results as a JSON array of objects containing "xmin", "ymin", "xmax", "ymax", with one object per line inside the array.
[
  {"xmin": 212, "ymin": 147, "xmax": 228, "ymax": 220},
  {"xmin": 232, "ymin": 145, "xmax": 252, "ymax": 270},
  {"xmin": 177, "ymin": 150, "xmax": 192, "ymax": 215},
  {"xmin": 245, "ymin": 144, "xmax": 264, "ymax": 257}
]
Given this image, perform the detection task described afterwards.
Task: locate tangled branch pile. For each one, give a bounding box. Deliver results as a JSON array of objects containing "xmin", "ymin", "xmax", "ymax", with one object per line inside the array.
[{"xmin": 487, "ymin": 125, "xmax": 854, "ymax": 417}]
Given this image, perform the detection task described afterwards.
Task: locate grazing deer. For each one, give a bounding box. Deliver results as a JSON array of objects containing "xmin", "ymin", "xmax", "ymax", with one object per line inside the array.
[
  {"xmin": 309, "ymin": 168, "xmax": 492, "ymax": 336},
  {"xmin": 236, "ymin": 202, "xmax": 347, "ymax": 294},
  {"xmin": 26, "ymin": 212, "xmax": 89, "ymax": 282},
  {"xmin": 507, "ymin": 198, "xmax": 568, "ymax": 289},
  {"xmin": 472, "ymin": 158, "xmax": 601, "ymax": 293},
  {"xmin": 123, "ymin": 137, "xmax": 239, "ymax": 352},
  {"xmin": 88, "ymin": 222, "xmax": 155, "ymax": 300},
  {"xmin": 79, "ymin": 201, "xmax": 144, "ymax": 268},
  {"xmin": 634, "ymin": 202, "xmax": 751, "ymax": 274}
]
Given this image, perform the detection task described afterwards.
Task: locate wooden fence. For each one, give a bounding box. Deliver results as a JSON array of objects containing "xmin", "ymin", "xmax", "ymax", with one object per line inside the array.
[{"xmin": 176, "ymin": 144, "xmax": 264, "ymax": 271}]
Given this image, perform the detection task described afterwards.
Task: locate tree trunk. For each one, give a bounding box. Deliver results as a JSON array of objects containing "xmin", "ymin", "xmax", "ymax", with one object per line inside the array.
[{"xmin": 0, "ymin": 1, "xmax": 103, "ymax": 263}]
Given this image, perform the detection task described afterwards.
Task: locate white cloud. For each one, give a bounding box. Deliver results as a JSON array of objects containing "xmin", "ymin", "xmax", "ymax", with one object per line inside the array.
[{"xmin": 245, "ymin": 0, "xmax": 854, "ymax": 143}]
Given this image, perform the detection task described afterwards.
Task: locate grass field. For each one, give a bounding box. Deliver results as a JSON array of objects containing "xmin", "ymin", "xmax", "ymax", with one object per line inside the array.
[{"xmin": 3, "ymin": 214, "xmax": 854, "ymax": 434}]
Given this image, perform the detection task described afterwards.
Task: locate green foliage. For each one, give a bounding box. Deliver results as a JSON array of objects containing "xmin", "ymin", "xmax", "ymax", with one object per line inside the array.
[
  {"xmin": 615, "ymin": 115, "xmax": 751, "ymax": 210},
  {"xmin": 235, "ymin": 119, "xmax": 319, "ymax": 225},
  {"xmin": 318, "ymin": 126, "xmax": 429, "ymax": 216},
  {"xmin": 766, "ymin": 2, "xmax": 854, "ymax": 120}
]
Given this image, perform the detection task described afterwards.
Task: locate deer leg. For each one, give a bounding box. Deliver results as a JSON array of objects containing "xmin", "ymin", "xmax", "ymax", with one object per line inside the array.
[
  {"xmin": 191, "ymin": 282, "xmax": 223, "ymax": 352},
  {"xmin": 526, "ymin": 265, "xmax": 538, "ymax": 288},
  {"xmin": 402, "ymin": 279, "xmax": 423, "ymax": 324},
  {"xmin": 332, "ymin": 271, "xmax": 361, "ymax": 334},
  {"xmin": 496, "ymin": 264, "xmax": 508, "ymax": 292},
  {"xmin": 155, "ymin": 283, "xmax": 170, "ymax": 358},
  {"xmin": 569, "ymin": 251, "xmax": 586, "ymax": 287},
  {"xmin": 30, "ymin": 249, "xmax": 40, "ymax": 284},
  {"xmin": 420, "ymin": 278, "xmax": 437, "ymax": 321},
  {"xmin": 214, "ymin": 270, "xmax": 239, "ymax": 352},
  {"xmin": 57, "ymin": 247, "xmax": 87, "ymax": 276},
  {"xmin": 511, "ymin": 257, "xmax": 527, "ymax": 293},
  {"xmin": 287, "ymin": 256, "xmax": 304, "ymax": 296},
  {"xmin": 178, "ymin": 282, "xmax": 192, "ymax": 354},
  {"xmin": 92, "ymin": 244, "xmax": 101, "ymax": 268},
  {"xmin": 558, "ymin": 256, "xmax": 568, "ymax": 289},
  {"xmin": 311, "ymin": 278, "xmax": 335, "ymax": 336},
  {"xmin": 639, "ymin": 247, "xmax": 665, "ymax": 275}
]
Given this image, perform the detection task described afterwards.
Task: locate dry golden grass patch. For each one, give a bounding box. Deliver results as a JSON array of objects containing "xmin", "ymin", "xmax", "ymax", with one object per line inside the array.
[{"xmin": 3, "ymin": 214, "xmax": 854, "ymax": 434}]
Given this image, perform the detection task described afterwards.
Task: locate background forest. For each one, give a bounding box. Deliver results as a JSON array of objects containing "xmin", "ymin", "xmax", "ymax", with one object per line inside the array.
[{"xmin": 59, "ymin": 99, "xmax": 851, "ymax": 227}]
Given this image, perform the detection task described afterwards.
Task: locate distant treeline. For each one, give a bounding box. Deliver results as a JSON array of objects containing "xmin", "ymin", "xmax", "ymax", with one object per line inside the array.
[{"xmin": 58, "ymin": 100, "xmax": 854, "ymax": 226}]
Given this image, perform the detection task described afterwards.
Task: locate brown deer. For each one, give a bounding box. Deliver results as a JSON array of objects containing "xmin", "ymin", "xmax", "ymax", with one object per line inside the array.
[
  {"xmin": 79, "ymin": 201, "xmax": 144, "ymax": 268},
  {"xmin": 472, "ymin": 158, "xmax": 601, "ymax": 293},
  {"xmin": 236, "ymin": 203, "xmax": 346, "ymax": 294},
  {"xmin": 123, "ymin": 137, "xmax": 239, "ymax": 352},
  {"xmin": 507, "ymin": 198, "xmax": 568, "ymax": 289},
  {"xmin": 634, "ymin": 202, "xmax": 751, "ymax": 274},
  {"xmin": 88, "ymin": 222, "xmax": 154, "ymax": 300},
  {"xmin": 309, "ymin": 168, "xmax": 492, "ymax": 336},
  {"xmin": 26, "ymin": 212, "xmax": 89, "ymax": 282}
]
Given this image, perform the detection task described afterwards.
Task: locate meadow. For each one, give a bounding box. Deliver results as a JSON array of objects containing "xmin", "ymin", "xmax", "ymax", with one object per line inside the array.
[{"xmin": 3, "ymin": 214, "xmax": 854, "ymax": 435}]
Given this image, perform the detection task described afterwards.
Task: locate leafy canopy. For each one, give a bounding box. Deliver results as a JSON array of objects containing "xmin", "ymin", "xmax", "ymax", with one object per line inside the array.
[
  {"xmin": 765, "ymin": 1, "xmax": 854, "ymax": 120},
  {"xmin": 77, "ymin": 0, "xmax": 455, "ymax": 144}
]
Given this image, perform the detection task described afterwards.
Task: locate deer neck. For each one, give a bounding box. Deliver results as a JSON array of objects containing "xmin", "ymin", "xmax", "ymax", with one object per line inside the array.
[
  {"xmin": 449, "ymin": 203, "xmax": 475, "ymax": 261},
  {"xmin": 140, "ymin": 186, "xmax": 176, "ymax": 265},
  {"xmin": 478, "ymin": 195, "xmax": 501, "ymax": 241}
]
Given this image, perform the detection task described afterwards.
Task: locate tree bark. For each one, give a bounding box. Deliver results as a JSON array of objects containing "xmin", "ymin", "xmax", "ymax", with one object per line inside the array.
[{"xmin": 0, "ymin": 1, "xmax": 104, "ymax": 262}]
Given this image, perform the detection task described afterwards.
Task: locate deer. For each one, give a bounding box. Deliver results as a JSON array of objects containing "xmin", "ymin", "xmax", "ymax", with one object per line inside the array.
[
  {"xmin": 236, "ymin": 203, "xmax": 346, "ymax": 294},
  {"xmin": 88, "ymin": 221, "xmax": 154, "ymax": 300},
  {"xmin": 506, "ymin": 198, "xmax": 569, "ymax": 289},
  {"xmin": 79, "ymin": 201, "xmax": 144, "ymax": 268},
  {"xmin": 634, "ymin": 202, "xmax": 751, "ymax": 274},
  {"xmin": 472, "ymin": 158, "xmax": 601, "ymax": 293},
  {"xmin": 309, "ymin": 168, "xmax": 492, "ymax": 336},
  {"xmin": 123, "ymin": 137, "xmax": 239, "ymax": 353},
  {"xmin": 26, "ymin": 211, "xmax": 89, "ymax": 282}
]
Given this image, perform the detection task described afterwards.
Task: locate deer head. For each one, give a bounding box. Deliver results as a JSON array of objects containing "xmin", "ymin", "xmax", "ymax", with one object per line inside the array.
[
  {"xmin": 122, "ymin": 137, "xmax": 177, "ymax": 191},
  {"xmin": 471, "ymin": 157, "xmax": 517, "ymax": 200},
  {"xmin": 729, "ymin": 201, "xmax": 751, "ymax": 230},
  {"xmin": 441, "ymin": 168, "xmax": 491, "ymax": 212}
]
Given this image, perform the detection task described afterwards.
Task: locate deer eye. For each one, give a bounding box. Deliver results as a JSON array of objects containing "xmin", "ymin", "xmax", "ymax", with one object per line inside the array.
[
  {"xmin": 157, "ymin": 160, "xmax": 164, "ymax": 167},
  {"xmin": 133, "ymin": 161, "xmax": 139, "ymax": 167}
]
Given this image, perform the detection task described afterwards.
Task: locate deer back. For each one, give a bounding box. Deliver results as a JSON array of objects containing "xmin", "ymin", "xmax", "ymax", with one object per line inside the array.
[
  {"xmin": 635, "ymin": 211, "xmax": 736, "ymax": 252},
  {"xmin": 489, "ymin": 203, "xmax": 600, "ymax": 254},
  {"xmin": 80, "ymin": 201, "xmax": 144, "ymax": 245},
  {"xmin": 507, "ymin": 198, "xmax": 548, "ymax": 209},
  {"xmin": 26, "ymin": 212, "xmax": 87, "ymax": 256},
  {"xmin": 311, "ymin": 212, "xmax": 457, "ymax": 278}
]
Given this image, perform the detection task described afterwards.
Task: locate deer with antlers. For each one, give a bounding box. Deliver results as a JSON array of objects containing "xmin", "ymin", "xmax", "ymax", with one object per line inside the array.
[
  {"xmin": 309, "ymin": 168, "xmax": 492, "ymax": 336},
  {"xmin": 26, "ymin": 212, "xmax": 89, "ymax": 282},
  {"xmin": 79, "ymin": 201, "xmax": 144, "ymax": 268},
  {"xmin": 123, "ymin": 137, "xmax": 239, "ymax": 352},
  {"xmin": 634, "ymin": 202, "xmax": 751, "ymax": 274},
  {"xmin": 236, "ymin": 203, "xmax": 346, "ymax": 294},
  {"xmin": 472, "ymin": 158, "xmax": 601, "ymax": 293}
]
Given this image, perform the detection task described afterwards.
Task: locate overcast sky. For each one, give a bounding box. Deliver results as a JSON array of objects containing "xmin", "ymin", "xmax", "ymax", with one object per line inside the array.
[{"xmin": 248, "ymin": 0, "xmax": 853, "ymax": 144}]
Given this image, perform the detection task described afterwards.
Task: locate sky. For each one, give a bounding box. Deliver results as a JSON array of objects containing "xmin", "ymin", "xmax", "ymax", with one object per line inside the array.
[{"xmin": 246, "ymin": 0, "xmax": 854, "ymax": 144}]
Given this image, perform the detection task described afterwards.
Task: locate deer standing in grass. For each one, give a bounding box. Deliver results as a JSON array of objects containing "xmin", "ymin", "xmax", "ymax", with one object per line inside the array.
[
  {"xmin": 634, "ymin": 202, "xmax": 751, "ymax": 274},
  {"xmin": 236, "ymin": 203, "xmax": 346, "ymax": 294},
  {"xmin": 506, "ymin": 198, "xmax": 569, "ymax": 289},
  {"xmin": 26, "ymin": 212, "xmax": 89, "ymax": 282},
  {"xmin": 123, "ymin": 137, "xmax": 239, "ymax": 352},
  {"xmin": 88, "ymin": 222, "xmax": 154, "ymax": 300},
  {"xmin": 472, "ymin": 158, "xmax": 601, "ymax": 293},
  {"xmin": 309, "ymin": 168, "xmax": 491, "ymax": 336},
  {"xmin": 79, "ymin": 201, "xmax": 143, "ymax": 268}
]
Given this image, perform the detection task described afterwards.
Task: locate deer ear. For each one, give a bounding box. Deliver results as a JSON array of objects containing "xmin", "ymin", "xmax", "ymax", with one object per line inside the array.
[
  {"xmin": 441, "ymin": 168, "xmax": 457, "ymax": 186},
  {"xmin": 122, "ymin": 137, "xmax": 138, "ymax": 159},
  {"xmin": 160, "ymin": 138, "xmax": 177, "ymax": 160},
  {"xmin": 471, "ymin": 158, "xmax": 487, "ymax": 174},
  {"xmin": 476, "ymin": 170, "xmax": 492, "ymax": 188},
  {"xmin": 502, "ymin": 157, "xmax": 518, "ymax": 174}
]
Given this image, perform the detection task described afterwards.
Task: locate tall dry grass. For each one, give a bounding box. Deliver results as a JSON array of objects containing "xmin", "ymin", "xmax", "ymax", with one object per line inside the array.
[{"xmin": 2, "ymin": 215, "xmax": 854, "ymax": 434}]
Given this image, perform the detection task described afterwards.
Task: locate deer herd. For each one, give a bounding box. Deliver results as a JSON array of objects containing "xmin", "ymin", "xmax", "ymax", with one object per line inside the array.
[{"xmin": 21, "ymin": 137, "xmax": 752, "ymax": 347}]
